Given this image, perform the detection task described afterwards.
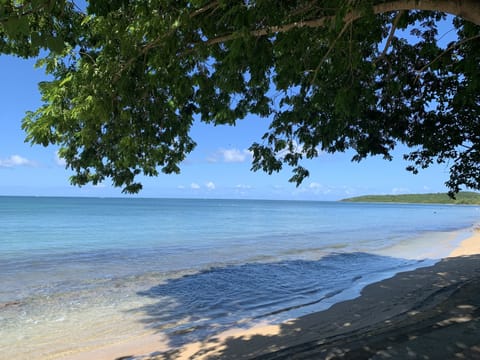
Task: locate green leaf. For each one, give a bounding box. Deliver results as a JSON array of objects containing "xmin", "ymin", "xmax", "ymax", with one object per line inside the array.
[{"xmin": 46, "ymin": 36, "xmax": 65, "ymax": 53}]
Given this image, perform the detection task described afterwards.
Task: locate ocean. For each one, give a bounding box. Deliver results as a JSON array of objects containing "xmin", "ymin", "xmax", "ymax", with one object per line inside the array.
[{"xmin": 1, "ymin": 196, "xmax": 479, "ymax": 359}]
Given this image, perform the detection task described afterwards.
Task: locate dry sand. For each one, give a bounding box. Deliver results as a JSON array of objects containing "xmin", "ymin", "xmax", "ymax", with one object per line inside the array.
[
  {"xmin": 64, "ymin": 230, "xmax": 480, "ymax": 360},
  {"xmin": 449, "ymin": 227, "xmax": 480, "ymax": 257}
]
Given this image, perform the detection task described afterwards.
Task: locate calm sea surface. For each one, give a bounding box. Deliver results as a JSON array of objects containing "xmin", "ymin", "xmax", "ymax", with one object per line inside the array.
[{"xmin": 1, "ymin": 196, "xmax": 479, "ymax": 358}]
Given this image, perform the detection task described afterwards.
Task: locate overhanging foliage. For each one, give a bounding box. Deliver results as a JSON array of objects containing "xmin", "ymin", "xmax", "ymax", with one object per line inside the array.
[{"xmin": 1, "ymin": 1, "xmax": 479, "ymax": 195}]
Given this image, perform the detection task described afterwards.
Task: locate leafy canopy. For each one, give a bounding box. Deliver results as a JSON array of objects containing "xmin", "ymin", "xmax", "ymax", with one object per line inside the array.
[{"xmin": 1, "ymin": 0, "xmax": 479, "ymax": 195}]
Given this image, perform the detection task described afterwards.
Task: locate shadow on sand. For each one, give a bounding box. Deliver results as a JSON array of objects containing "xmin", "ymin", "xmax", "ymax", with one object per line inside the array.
[{"xmin": 130, "ymin": 254, "xmax": 480, "ymax": 359}]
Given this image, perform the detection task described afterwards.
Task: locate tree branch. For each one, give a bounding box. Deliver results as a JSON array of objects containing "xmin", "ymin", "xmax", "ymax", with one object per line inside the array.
[
  {"xmin": 415, "ymin": 34, "xmax": 480, "ymax": 79},
  {"xmin": 202, "ymin": 0, "xmax": 480, "ymax": 47},
  {"xmin": 190, "ymin": 1, "xmax": 219, "ymax": 18},
  {"xmin": 311, "ymin": 19, "xmax": 353, "ymax": 85},
  {"xmin": 374, "ymin": 10, "xmax": 404, "ymax": 64}
]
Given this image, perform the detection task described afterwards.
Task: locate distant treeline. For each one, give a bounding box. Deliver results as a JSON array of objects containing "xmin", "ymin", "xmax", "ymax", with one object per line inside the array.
[{"xmin": 341, "ymin": 192, "xmax": 480, "ymax": 205}]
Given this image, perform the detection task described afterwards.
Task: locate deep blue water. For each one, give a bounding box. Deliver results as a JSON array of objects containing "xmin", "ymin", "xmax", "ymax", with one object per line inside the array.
[{"xmin": 1, "ymin": 196, "xmax": 479, "ymax": 355}]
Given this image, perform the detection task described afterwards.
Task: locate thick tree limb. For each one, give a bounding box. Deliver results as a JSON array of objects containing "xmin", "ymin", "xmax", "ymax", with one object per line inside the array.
[
  {"xmin": 374, "ymin": 0, "xmax": 480, "ymax": 26},
  {"xmin": 203, "ymin": 0, "xmax": 480, "ymax": 46}
]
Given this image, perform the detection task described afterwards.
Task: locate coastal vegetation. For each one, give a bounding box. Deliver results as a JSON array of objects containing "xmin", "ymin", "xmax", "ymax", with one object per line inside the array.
[
  {"xmin": 342, "ymin": 192, "xmax": 480, "ymax": 205},
  {"xmin": 1, "ymin": 1, "xmax": 479, "ymax": 195}
]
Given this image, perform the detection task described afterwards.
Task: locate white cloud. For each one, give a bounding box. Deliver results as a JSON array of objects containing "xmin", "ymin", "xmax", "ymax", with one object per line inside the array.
[
  {"xmin": 206, "ymin": 181, "xmax": 216, "ymax": 190},
  {"xmin": 307, "ymin": 182, "xmax": 335, "ymax": 195},
  {"xmin": 236, "ymin": 184, "xmax": 252, "ymax": 190},
  {"xmin": 55, "ymin": 151, "xmax": 67, "ymax": 166},
  {"xmin": 206, "ymin": 156, "xmax": 218, "ymax": 163},
  {"xmin": 177, "ymin": 185, "xmax": 186, "ymax": 189},
  {"xmin": 294, "ymin": 182, "xmax": 353, "ymax": 197},
  {"xmin": 391, "ymin": 187, "xmax": 409, "ymax": 195},
  {"xmin": 341, "ymin": 186, "xmax": 356, "ymax": 196},
  {"xmin": 213, "ymin": 148, "xmax": 252, "ymax": 163},
  {"xmin": 309, "ymin": 182, "xmax": 322, "ymax": 189},
  {"xmin": 190, "ymin": 182, "xmax": 200, "ymax": 189},
  {"xmin": 276, "ymin": 141, "xmax": 324, "ymax": 160},
  {"xmin": 235, "ymin": 184, "xmax": 253, "ymax": 196},
  {"xmin": 0, "ymin": 155, "xmax": 36, "ymax": 168}
]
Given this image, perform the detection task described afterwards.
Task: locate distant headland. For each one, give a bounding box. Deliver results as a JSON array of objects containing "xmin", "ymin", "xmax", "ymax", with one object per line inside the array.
[{"xmin": 341, "ymin": 192, "xmax": 480, "ymax": 205}]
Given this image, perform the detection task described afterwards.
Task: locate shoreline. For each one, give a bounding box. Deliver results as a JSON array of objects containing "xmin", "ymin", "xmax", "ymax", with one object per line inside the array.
[
  {"xmin": 448, "ymin": 226, "xmax": 480, "ymax": 257},
  {"xmin": 59, "ymin": 228, "xmax": 480, "ymax": 360}
]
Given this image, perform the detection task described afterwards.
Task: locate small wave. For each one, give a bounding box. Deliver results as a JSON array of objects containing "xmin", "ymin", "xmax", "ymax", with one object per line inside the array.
[
  {"xmin": 255, "ymin": 289, "xmax": 345, "ymax": 319},
  {"xmin": 0, "ymin": 300, "xmax": 23, "ymax": 309}
]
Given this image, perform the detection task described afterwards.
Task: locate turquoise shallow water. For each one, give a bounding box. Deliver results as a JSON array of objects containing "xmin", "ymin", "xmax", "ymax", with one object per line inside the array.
[{"xmin": 1, "ymin": 196, "xmax": 479, "ymax": 358}]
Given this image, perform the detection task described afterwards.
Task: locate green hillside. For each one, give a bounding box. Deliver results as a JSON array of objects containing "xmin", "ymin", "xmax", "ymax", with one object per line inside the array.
[{"xmin": 341, "ymin": 192, "xmax": 480, "ymax": 205}]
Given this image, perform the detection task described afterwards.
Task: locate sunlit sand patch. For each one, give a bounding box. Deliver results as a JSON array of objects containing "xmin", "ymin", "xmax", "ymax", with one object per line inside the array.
[
  {"xmin": 437, "ymin": 315, "xmax": 473, "ymax": 327},
  {"xmin": 156, "ymin": 321, "xmax": 283, "ymax": 360},
  {"xmin": 448, "ymin": 228, "xmax": 480, "ymax": 257}
]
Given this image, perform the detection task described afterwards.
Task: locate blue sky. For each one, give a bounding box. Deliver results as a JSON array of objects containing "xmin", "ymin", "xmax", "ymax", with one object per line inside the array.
[{"xmin": 0, "ymin": 26, "xmax": 456, "ymax": 200}]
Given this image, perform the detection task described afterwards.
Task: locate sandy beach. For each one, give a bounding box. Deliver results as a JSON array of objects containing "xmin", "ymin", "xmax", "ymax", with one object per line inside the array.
[{"xmin": 105, "ymin": 230, "xmax": 480, "ymax": 360}]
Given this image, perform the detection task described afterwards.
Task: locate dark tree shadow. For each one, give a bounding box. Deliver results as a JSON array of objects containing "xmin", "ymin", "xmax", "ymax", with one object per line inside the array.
[
  {"xmin": 128, "ymin": 253, "xmax": 447, "ymax": 353},
  {"xmin": 128, "ymin": 254, "xmax": 480, "ymax": 359},
  {"xmin": 155, "ymin": 254, "xmax": 480, "ymax": 359}
]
